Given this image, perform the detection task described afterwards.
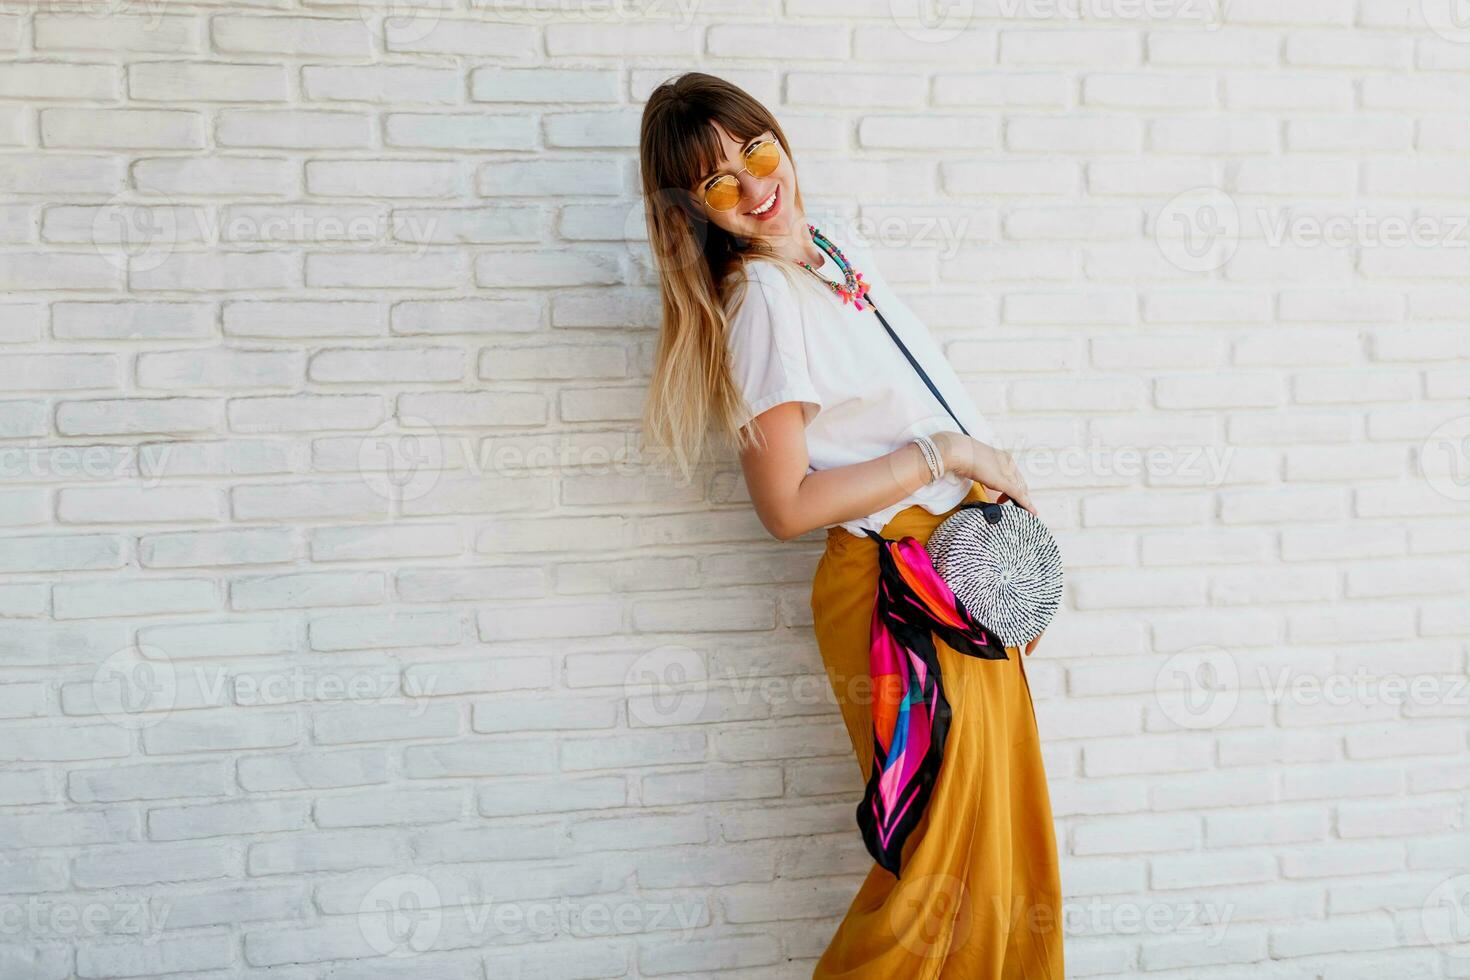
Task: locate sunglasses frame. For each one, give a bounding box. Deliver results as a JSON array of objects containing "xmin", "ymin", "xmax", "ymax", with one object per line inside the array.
[{"xmin": 699, "ymin": 136, "xmax": 781, "ymax": 212}]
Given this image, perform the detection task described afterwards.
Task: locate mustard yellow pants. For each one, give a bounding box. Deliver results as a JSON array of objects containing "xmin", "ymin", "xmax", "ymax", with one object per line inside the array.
[{"xmin": 810, "ymin": 482, "xmax": 1065, "ymax": 979}]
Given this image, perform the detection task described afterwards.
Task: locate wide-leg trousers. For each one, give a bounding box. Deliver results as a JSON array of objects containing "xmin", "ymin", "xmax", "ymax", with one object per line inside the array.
[{"xmin": 810, "ymin": 481, "xmax": 1066, "ymax": 979}]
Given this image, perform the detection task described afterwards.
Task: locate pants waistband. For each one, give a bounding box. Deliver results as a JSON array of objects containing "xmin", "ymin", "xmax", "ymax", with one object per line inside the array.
[{"xmin": 824, "ymin": 481, "xmax": 992, "ymax": 553}]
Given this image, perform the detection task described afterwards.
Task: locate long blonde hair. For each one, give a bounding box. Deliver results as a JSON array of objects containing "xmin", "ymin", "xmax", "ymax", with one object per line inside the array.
[{"xmin": 638, "ymin": 72, "xmax": 813, "ymax": 480}]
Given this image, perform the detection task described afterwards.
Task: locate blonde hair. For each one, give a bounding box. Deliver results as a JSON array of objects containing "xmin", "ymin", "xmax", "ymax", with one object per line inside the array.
[{"xmin": 637, "ymin": 72, "xmax": 816, "ymax": 480}]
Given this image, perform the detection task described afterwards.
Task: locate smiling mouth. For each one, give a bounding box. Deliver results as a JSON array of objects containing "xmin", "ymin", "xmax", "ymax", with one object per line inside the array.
[{"xmin": 745, "ymin": 185, "xmax": 781, "ymax": 220}]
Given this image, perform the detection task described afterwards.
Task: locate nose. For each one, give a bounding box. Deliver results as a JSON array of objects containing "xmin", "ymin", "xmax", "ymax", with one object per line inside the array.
[{"xmin": 736, "ymin": 172, "xmax": 768, "ymax": 210}]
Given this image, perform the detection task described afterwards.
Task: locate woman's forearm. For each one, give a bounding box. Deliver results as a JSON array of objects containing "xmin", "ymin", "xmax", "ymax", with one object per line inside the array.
[{"xmin": 761, "ymin": 440, "xmax": 939, "ymax": 541}]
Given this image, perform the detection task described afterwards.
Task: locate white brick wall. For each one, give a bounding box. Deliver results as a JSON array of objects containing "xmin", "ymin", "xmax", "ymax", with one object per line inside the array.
[{"xmin": 1, "ymin": 3, "xmax": 1468, "ymax": 978}]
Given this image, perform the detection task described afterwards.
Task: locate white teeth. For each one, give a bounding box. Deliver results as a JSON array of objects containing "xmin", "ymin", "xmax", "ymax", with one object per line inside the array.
[{"xmin": 749, "ymin": 188, "xmax": 777, "ymax": 215}]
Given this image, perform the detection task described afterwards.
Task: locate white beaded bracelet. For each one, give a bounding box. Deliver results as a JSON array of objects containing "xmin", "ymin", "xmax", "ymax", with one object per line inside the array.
[
  {"xmin": 925, "ymin": 434, "xmax": 946, "ymax": 480},
  {"xmin": 913, "ymin": 435, "xmax": 942, "ymax": 484}
]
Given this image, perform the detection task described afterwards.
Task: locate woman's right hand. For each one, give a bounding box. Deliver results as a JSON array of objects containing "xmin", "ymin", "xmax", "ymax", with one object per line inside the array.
[{"xmin": 933, "ymin": 432, "xmax": 1040, "ymax": 518}]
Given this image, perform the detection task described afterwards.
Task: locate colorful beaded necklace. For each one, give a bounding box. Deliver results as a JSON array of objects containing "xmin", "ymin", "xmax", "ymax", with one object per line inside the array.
[{"xmin": 800, "ymin": 223, "xmax": 873, "ymax": 311}]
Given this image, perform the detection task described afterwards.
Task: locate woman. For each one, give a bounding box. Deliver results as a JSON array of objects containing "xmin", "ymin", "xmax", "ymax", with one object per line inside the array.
[{"xmin": 637, "ymin": 72, "xmax": 1065, "ymax": 979}]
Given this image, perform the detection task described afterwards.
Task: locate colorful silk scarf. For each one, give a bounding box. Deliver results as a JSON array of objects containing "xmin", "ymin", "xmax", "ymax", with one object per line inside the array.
[{"xmin": 858, "ymin": 530, "xmax": 1008, "ymax": 877}]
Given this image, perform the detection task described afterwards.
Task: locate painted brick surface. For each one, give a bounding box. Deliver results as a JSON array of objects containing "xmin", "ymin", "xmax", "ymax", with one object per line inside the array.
[{"xmin": 0, "ymin": 4, "xmax": 1468, "ymax": 978}]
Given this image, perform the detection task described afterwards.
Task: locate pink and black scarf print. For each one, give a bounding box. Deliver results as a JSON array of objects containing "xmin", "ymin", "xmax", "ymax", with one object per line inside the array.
[{"xmin": 858, "ymin": 530, "xmax": 1008, "ymax": 878}]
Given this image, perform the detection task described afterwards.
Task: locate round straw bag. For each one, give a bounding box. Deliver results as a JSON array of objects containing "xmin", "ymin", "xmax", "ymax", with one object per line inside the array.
[{"xmin": 926, "ymin": 500, "xmax": 1064, "ymax": 647}]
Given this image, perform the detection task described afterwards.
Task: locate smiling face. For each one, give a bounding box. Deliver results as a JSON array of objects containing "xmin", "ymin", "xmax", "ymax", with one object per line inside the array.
[{"xmin": 690, "ymin": 118, "xmax": 801, "ymax": 241}]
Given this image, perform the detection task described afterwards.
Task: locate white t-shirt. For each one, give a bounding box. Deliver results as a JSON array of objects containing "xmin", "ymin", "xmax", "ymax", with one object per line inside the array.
[{"xmin": 721, "ymin": 216, "xmax": 999, "ymax": 538}]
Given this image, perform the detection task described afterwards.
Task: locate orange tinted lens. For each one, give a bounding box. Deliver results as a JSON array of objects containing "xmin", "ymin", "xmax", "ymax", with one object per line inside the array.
[
  {"xmin": 746, "ymin": 139, "xmax": 779, "ymax": 177},
  {"xmin": 704, "ymin": 175, "xmax": 741, "ymax": 211}
]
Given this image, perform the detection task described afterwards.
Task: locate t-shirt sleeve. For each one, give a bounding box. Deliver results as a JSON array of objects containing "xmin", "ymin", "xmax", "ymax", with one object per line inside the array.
[{"xmin": 724, "ymin": 263, "xmax": 822, "ymax": 428}]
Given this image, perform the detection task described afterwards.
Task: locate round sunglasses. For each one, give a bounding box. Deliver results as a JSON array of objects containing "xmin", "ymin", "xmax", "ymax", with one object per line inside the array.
[{"xmin": 699, "ymin": 137, "xmax": 780, "ymax": 212}]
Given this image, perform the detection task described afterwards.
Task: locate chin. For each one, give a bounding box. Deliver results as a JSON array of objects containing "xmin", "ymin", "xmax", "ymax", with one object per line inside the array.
[{"xmin": 750, "ymin": 214, "xmax": 791, "ymax": 236}]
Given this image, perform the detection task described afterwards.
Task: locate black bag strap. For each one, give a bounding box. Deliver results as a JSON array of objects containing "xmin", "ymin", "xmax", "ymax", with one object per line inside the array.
[{"xmin": 864, "ymin": 297, "xmax": 971, "ymax": 438}]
